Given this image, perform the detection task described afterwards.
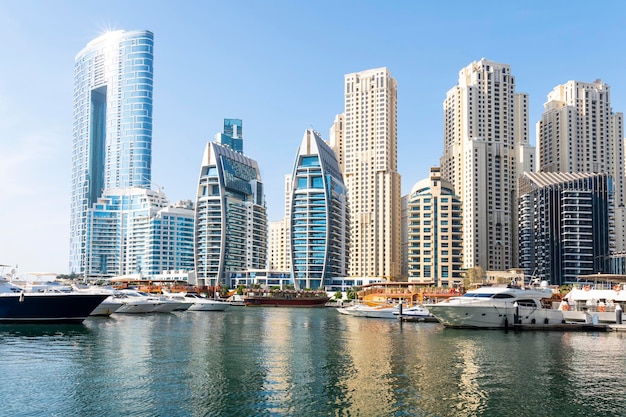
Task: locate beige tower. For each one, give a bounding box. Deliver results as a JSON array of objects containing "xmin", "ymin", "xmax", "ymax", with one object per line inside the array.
[
  {"xmin": 441, "ymin": 58, "xmax": 534, "ymax": 271},
  {"xmin": 341, "ymin": 67, "xmax": 401, "ymax": 280},
  {"xmin": 538, "ymin": 80, "xmax": 622, "ymax": 251}
]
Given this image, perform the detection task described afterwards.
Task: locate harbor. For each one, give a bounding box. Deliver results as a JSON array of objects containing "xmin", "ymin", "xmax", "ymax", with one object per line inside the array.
[{"xmin": 1, "ymin": 307, "xmax": 625, "ymax": 417}]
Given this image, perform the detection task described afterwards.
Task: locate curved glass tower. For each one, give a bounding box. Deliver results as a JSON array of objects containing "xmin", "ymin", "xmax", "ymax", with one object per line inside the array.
[
  {"xmin": 70, "ymin": 30, "xmax": 154, "ymax": 274},
  {"xmin": 289, "ymin": 129, "xmax": 348, "ymax": 290},
  {"xmin": 194, "ymin": 124, "xmax": 267, "ymax": 288}
]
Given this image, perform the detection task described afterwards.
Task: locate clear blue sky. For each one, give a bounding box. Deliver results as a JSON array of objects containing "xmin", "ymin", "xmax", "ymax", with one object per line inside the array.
[{"xmin": 1, "ymin": 0, "xmax": 625, "ymax": 274}]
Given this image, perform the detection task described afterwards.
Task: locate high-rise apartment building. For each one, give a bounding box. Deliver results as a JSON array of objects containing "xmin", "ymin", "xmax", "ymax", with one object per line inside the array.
[
  {"xmin": 194, "ymin": 120, "xmax": 267, "ymax": 287},
  {"xmin": 441, "ymin": 58, "xmax": 535, "ymax": 270},
  {"xmin": 85, "ymin": 188, "xmax": 194, "ymax": 278},
  {"xmin": 268, "ymin": 220, "xmax": 289, "ymax": 271},
  {"xmin": 538, "ymin": 80, "xmax": 624, "ymax": 251},
  {"xmin": 288, "ymin": 129, "xmax": 348, "ymax": 289},
  {"xmin": 518, "ymin": 172, "xmax": 612, "ymax": 285},
  {"xmin": 406, "ymin": 167, "xmax": 463, "ymax": 287},
  {"xmin": 70, "ymin": 30, "xmax": 154, "ymax": 274},
  {"xmin": 340, "ymin": 67, "xmax": 401, "ymax": 279}
]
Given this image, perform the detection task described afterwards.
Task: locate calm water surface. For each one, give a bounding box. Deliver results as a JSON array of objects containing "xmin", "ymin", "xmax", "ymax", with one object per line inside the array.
[{"xmin": 0, "ymin": 307, "xmax": 625, "ymax": 416}]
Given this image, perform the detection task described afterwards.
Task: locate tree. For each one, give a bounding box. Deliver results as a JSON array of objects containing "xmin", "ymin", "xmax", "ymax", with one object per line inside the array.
[
  {"xmin": 463, "ymin": 266, "xmax": 485, "ymax": 287},
  {"xmin": 334, "ymin": 291, "xmax": 342, "ymax": 300},
  {"xmin": 346, "ymin": 286, "xmax": 360, "ymax": 300}
]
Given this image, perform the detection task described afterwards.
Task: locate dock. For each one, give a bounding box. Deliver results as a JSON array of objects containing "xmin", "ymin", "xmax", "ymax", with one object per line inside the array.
[
  {"xmin": 398, "ymin": 315, "xmax": 439, "ymax": 323},
  {"xmin": 512, "ymin": 323, "xmax": 610, "ymax": 332}
]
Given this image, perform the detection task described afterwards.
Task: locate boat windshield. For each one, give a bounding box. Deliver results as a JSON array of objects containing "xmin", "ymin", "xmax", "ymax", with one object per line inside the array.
[{"xmin": 461, "ymin": 293, "xmax": 496, "ymax": 298}]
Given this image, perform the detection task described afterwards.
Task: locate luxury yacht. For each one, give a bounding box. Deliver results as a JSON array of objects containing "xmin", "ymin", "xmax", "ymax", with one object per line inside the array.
[{"xmin": 425, "ymin": 285, "xmax": 564, "ymax": 329}]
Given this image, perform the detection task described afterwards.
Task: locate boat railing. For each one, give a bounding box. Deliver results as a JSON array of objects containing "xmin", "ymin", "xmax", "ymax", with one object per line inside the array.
[{"xmin": 560, "ymin": 300, "xmax": 623, "ymax": 313}]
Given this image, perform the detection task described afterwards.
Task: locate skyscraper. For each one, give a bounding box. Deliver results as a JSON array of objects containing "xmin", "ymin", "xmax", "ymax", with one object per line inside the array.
[
  {"xmin": 84, "ymin": 188, "xmax": 194, "ymax": 278},
  {"xmin": 441, "ymin": 58, "xmax": 535, "ymax": 271},
  {"xmin": 70, "ymin": 30, "xmax": 154, "ymax": 274},
  {"xmin": 538, "ymin": 80, "xmax": 624, "ymax": 251},
  {"xmin": 288, "ymin": 129, "xmax": 348, "ymax": 290},
  {"xmin": 194, "ymin": 120, "xmax": 267, "ymax": 287},
  {"xmin": 406, "ymin": 167, "xmax": 463, "ymax": 287},
  {"xmin": 518, "ymin": 172, "xmax": 612, "ymax": 284},
  {"xmin": 340, "ymin": 67, "xmax": 401, "ymax": 280}
]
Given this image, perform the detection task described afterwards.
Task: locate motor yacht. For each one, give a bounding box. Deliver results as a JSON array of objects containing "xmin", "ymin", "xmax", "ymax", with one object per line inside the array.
[
  {"xmin": 424, "ymin": 285, "xmax": 564, "ymax": 329},
  {"xmin": 0, "ymin": 276, "xmax": 108, "ymax": 323},
  {"xmin": 392, "ymin": 305, "xmax": 434, "ymax": 320},
  {"xmin": 337, "ymin": 303, "xmax": 400, "ymax": 319},
  {"xmin": 184, "ymin": 293, "xmax": 230, "ymax": 311},
  {"xmin": 114, "ymin": 290, "xmax": 162, "ymax": 314}
]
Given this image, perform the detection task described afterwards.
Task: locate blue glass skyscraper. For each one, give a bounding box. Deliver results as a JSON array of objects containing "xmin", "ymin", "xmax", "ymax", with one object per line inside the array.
[
  {"xmin": 70, "ymin": 30, "xmax": 154, "ymax": 274},
  {"xmin": 289, "ymin": 129, "xmax": 348, "ymax": 290}
]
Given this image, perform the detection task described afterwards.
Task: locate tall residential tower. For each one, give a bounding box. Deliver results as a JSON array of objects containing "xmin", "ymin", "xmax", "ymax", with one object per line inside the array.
[
  {"xmin": 441, "ymin": 58, "xmax": 535, "ymax": 271},
  {"xmin": 537, "ymin": 80, "xmax": 624, "ymax": 251},
  {"xmin": 340, "ymin": 67, "xmax": 401, "ymax": 280},
  {"xmin": 288, "ymin": 129, "xmax": 348, "ymax": 289},
  {"xmin": 194, "ymin": 120, "xmax": 267, "ymax": 287},
  {"xmin": 70, "ymin": 30, "xmax": 154, "ymax": 274}
]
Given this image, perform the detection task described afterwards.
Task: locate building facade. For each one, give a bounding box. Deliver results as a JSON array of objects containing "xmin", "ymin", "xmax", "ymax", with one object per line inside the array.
[
  {"xmin": 70, "ymin": 30, "xmax": 154, "ymax": 274},
  {"xmin": 406, "ymin": 167, "xmax": 464, "ymax": 287},
  {"xmin": 441, "ymin": 58, "xmax": 535, "ymax": 271},
  {"xmin": 268, "ymin": 220, "xmax": 289, "ymax": 271},
  {"xmin": 84, "ymin": 188, "xmax": 194, "ymax": 278},
  {"xmin": 537, "ymin": 80, "xmax": 624, "ymax": 251},
  {"xmin": 288, "ymin": 129, "xmax": 348, "ymax": 290},
  {"xmin": 518, "ymin": 172, "xmax": 613, "ymax": 285},
  {"xmin": 194, "ymin": 121, "xmax": 267, "ymax": 287},
  {"xmin": 340, "ymin": 67, "xmax": 401, "ymax": 280}
]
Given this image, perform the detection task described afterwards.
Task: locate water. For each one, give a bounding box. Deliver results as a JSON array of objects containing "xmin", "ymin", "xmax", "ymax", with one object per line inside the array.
[{"xmin": 1, "ymin": 308, "xmax": 625, "ymax": 417}]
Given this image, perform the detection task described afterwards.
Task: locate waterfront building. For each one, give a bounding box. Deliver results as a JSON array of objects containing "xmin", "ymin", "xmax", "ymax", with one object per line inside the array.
[
  {"xmin": 518, "ymin": 172, "xmax": 612, "ymax": 285},
  {"xmin": 228, "ymin": 269, "xmax": 292, "ymax": 290},
  {"xmin": 269, "ymin": 220, "xmax": 289, "ymax": 271},
  {"xmin": 339, "ymin": 67, "xmax": 401, "ymax": 280},
  {"xmin": 194, "ymin": 121, "xmax": 267, "ymax": 288},
  {"xmin": 288, "ymin": 129, "xmax": 349, "ymax": 290},
  {"xmin": 441, "ymin": 58, "xmax": 535, "ymax": 271},
  {"xmin": 400, "ymin": 195, "xmax": 409, "ymax": 280},
  {"xmin": 70, "ymin": 30, "xmax": 154, "ymax": 274},
  {"xmin": 537, "ymin": 80, "xmax": 624, "ymax": 251},
  {"xmin": 406, "ymin": 167, "xmax": 464, "ymax": 287},
  {"xmin": 84, "ymin": 188, "xmax": 194, "ymax": 278}
]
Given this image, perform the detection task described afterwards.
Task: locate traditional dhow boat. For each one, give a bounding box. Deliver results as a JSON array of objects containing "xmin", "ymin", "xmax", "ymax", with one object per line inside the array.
[
  {"xmin": 0, "ymin": 278, "xmax": 109, "ymax": 323},
  {"xmin": 243, "ymin": 289, "xmax": 329, "ymax": 307},
  {"xmin": 425, "ymin": 285, "xmax": 565, "ymax": 329}
]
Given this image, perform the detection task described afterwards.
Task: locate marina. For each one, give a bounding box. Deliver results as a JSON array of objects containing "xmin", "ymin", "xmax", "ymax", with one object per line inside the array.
[{"xmin": 1, "ymin": 307, "xmax": 625, "ymax": 416}]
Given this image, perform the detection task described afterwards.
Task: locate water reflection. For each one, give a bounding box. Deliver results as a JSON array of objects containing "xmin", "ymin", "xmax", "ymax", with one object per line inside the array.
[{"xmin": 1, "ymin": 310, "xmax": 626, "ymax": 416}]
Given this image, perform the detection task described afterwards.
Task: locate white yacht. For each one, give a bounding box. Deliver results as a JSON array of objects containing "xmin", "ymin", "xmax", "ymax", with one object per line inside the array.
[
  {"xmin": 90, "ymin": 295, "xmax": 125, "ymax": 316},
  {"xmin": 337, "ymin": 303, "xmax": 400, "ymax": 319},
  {"xmin": 114, "ymin": 290, "xmax": 162, "ymax": 314},
  {"xmin": 184, "ymin": 293, "xmax": 230, "ymax": 311},
  {"xmin": 425, "ymin": 285, "xmax": 564, "ymax": 329},
  {"xmin": 393, "ymin": 305, "xmax": 434, "ymax": 320},
  {"xmin": 159, "ymin": 293, "xmax": 193, "ymax": 311}
]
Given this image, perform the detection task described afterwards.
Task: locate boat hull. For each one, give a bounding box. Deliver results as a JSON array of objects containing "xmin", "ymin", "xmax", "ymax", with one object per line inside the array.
[
  {"xmin": 244, "ymin": 297, "xmax": 329, "ymax": 308},
  {"xmin": 0, "ymin": 293, "xmax": 109, "ymax": 323},
  {"xmin": 90, "ymin": 297, "xmax": 124, "ymax": 316},
  {"xmin": 337, "ymin": 305, "xmax": 398, "ymax": 318},
  {"xmin": 187, "ymin": 301, "xmax": 230, "ymax": 311},
  {"xmin": 115, "ymin": 301, "xmax": 160, "ymax": 314},
  {"xmin": 427, "ymin": 304, "xmax": 564, "ymax": 329}
]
